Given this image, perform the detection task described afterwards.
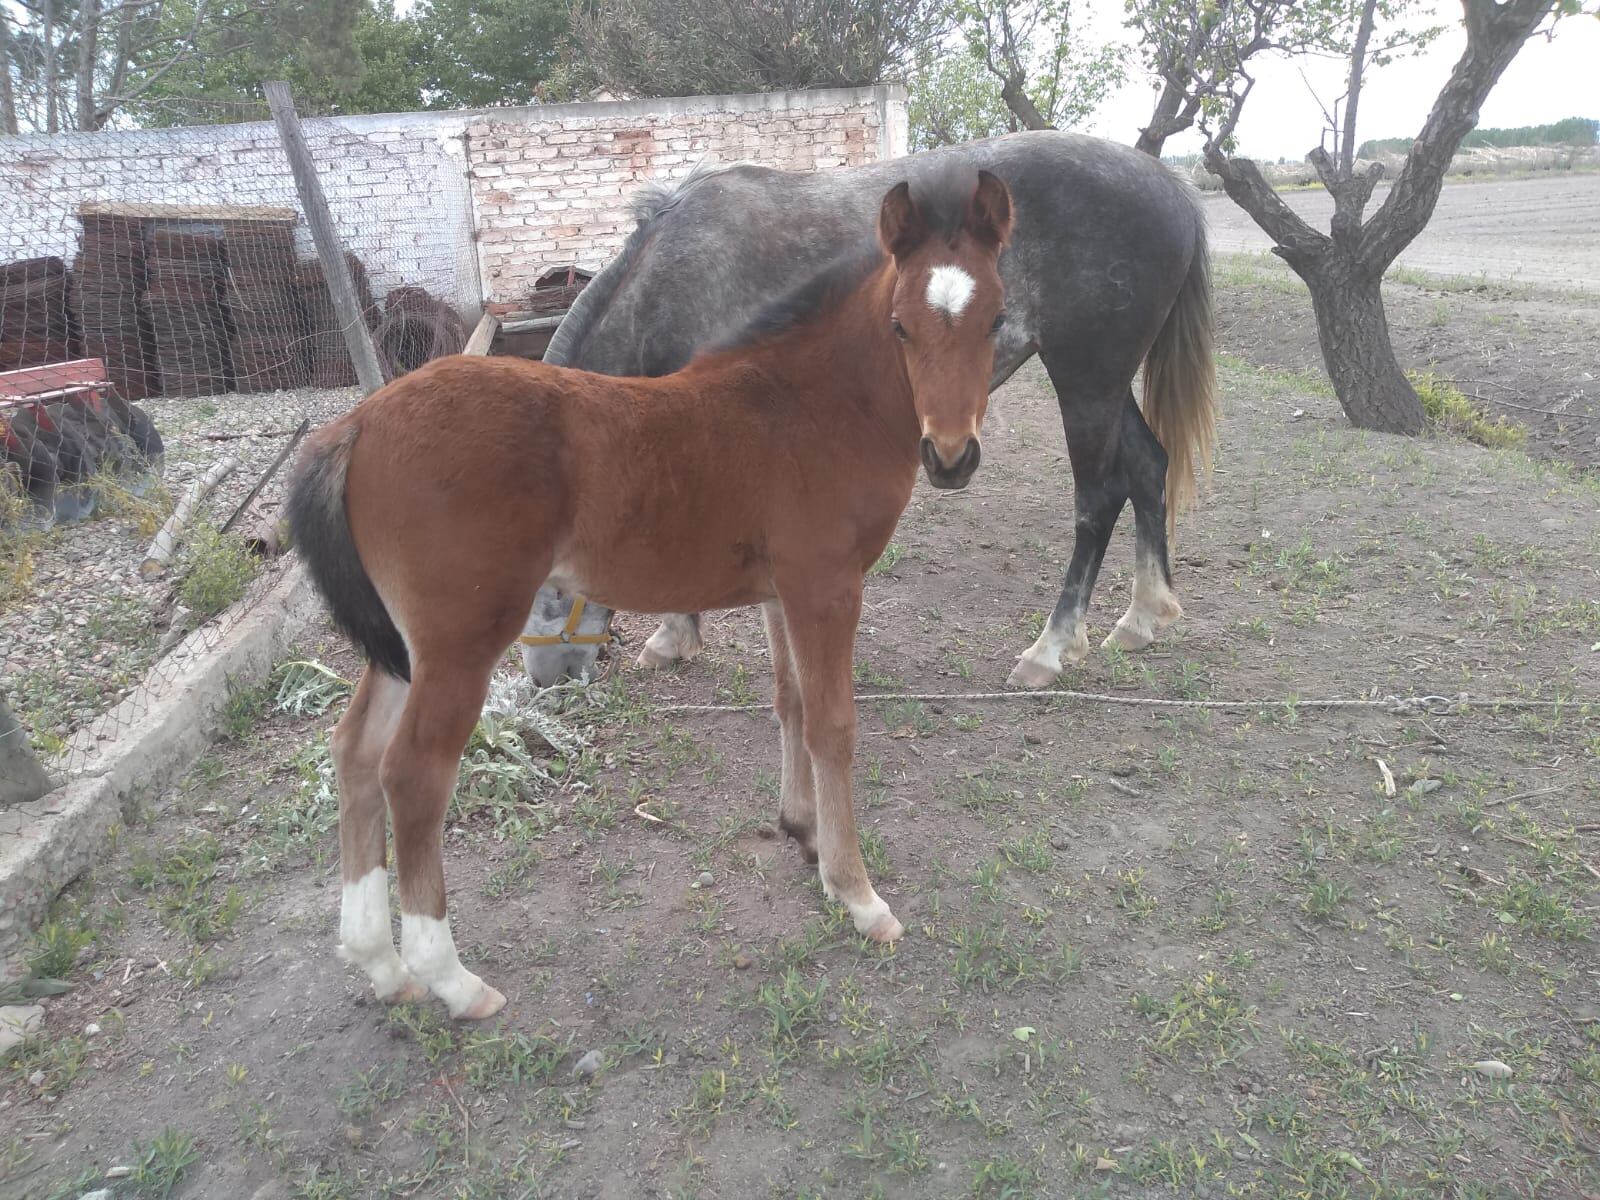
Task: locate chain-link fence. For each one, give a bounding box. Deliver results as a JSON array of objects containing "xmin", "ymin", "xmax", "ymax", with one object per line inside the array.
[{"xmin": 1, "ymin": 95, "xmax": 479, "ymax": 780}]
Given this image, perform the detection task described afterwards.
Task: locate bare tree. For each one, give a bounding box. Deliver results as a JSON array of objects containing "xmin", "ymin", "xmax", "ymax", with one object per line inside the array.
[
  {"xmin": 2, "ymin": 0, "xmax": 269, "ymax": 133},
  {"xmin": 1128, "ymin": 0, "xmax": 1575, "ymax": 433},
  {"xmin": 0, "ymin": 10, "xmax": 20, "ymax": 134}
]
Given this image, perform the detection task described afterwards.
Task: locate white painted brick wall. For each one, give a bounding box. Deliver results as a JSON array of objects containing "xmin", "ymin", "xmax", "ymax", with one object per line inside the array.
[{"xmin": 0, "ymin": 86, "xmax": 907, "ymax": 314}]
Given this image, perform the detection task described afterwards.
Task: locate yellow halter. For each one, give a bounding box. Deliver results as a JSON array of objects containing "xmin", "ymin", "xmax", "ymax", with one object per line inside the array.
[{"xmin": 515, "ymin": 595, "xmax": 613, "ymax": 648}]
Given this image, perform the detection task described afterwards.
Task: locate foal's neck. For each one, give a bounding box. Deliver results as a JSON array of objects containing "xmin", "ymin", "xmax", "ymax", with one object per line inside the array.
[{"xmin": 739, "ymin": 264, "xmax": 918, "ymax": 446}]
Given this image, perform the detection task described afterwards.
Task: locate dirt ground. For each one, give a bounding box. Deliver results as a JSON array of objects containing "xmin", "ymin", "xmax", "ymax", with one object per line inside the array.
[
  {"xmin": 1203, "ymin": 173, "xmax": 1600, "ymax": 292},
  {"xmin": 1212, "ymin": 249, "xmax": 1600, "ymax": 473}
]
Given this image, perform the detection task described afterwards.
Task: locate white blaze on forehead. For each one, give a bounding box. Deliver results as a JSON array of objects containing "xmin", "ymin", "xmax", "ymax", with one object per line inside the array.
[{"xmin": 925, "ymin": 265, "xmax": 976, "ymax": 319}]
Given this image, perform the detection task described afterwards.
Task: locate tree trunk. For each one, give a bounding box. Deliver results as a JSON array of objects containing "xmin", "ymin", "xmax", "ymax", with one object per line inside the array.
[
  {"xmin": 1299, "ymin": 254, "xmax": 1423, "ymax": 434},
  {"xmin": 0, "ymin": 697, "xmax": 53, "ymax": 808},
  {"xmin": 43, "ymin": 0, "xmax": 58, "ymax": 133},
  {"xmin": 0, "ymin": 12, "xmax": 18, "ymax": 135},
  {"xmin": 76, "ymin": 0, "xmax": 100, "ymax": 132}
]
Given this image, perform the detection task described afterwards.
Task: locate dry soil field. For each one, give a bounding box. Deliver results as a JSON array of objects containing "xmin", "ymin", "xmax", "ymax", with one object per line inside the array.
[
  {"xmin": 1204, "ymin": 173, "xmax": 1600, "ymax": 293},
  {"xmin": 4, "ymin": 180, "xmax": 1600, "ymax": 1200}
]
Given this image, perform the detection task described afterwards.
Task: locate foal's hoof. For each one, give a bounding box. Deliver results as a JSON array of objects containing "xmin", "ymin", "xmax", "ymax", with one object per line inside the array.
[
  {"xmin": 863, "ymin": 911, "xmax": 905, "ymax": 943},
  {"xmin": 451, "ymin": 984, "xmax": 508, "ymax": 1022},
  {"xmin": 1103, "ymin": 619, "xmax": 1155, "ymax": 653},
  {"xmin": 1006, "ymin": 656, "xmax": 1059, "ymax": 690}
]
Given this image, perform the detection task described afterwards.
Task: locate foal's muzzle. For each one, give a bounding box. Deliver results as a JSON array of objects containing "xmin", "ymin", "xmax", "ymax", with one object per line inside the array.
[{"xmin": 921, "ymin": 435, "xmax": 981, "ymax": 490}]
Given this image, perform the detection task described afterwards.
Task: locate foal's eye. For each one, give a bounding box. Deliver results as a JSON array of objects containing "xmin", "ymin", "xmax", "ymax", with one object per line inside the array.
[
  {"xmin": 891, "ymin": 317, "xmax": 908, "ymax": 340},
  {"xmin": 990, "ymin": 311, "xmax": 1007, "ymax": 335}
]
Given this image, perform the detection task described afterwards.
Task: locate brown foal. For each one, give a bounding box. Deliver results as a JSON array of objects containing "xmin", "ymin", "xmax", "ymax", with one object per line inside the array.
[{"xmin": 288, "ymin": 166, "xmax": 1012, "ymax": 1018}]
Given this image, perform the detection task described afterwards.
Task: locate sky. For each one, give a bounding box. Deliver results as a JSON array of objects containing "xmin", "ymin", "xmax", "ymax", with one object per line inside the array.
[{"xmin": 1076, "ymin": 2, "xmax": 1600, "ymax": 159}]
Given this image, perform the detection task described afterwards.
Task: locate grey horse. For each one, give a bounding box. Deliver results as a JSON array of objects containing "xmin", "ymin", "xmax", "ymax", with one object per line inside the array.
[{"xmin": 518, "ymin": 129, "xmax": 1216, "ymax": 689}]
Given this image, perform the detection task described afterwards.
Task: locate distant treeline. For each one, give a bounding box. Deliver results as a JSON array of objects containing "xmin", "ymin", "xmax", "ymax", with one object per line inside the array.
[{"xmin": 1357, "ymin": 117, "xmax": 1598, "ymax": 158}]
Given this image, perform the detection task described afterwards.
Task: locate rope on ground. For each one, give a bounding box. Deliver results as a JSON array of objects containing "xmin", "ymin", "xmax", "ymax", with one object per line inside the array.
[{"xmin": 653, "ymin": 690, "xmax": 1596, "ymax": 717}]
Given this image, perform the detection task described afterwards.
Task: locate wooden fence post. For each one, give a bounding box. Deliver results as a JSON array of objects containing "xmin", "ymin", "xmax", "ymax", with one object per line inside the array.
[{"xmin": 263, "ymin": 81, "xmax": 387, "ymax": 396}]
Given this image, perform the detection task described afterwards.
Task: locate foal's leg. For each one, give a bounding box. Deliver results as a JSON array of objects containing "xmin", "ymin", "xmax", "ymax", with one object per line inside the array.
[
  {"xmin": 761, "ymin": 601, "xmax": 817, "ymax": 862},
  {"xmin": 382, "ymin": 659, "xmax": 506, "ymax": 1019},
  {"xmin": 1106, "ymin": 392, "xmax": 1183, "ymax": 651},
  {"xmin": 332, "ymin": 667, "xmax": 423, "ymax": 1003},
  {"xmin": 780, "ymin": 581, "xmax": 902, "ymax": 942},
  {"xmin": 1010, "ymin": 381, "xmax": 1130, "ymax": 689},
  {"xmin": 637, "ymin": 613, "xmax": 704, "ymax": 669}
]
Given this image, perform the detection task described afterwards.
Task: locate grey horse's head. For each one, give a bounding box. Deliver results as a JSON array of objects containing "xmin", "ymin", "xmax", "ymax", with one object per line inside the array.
[{"xmin": 518, "ymin": 586, "xmax": 615, "ymax": 687}]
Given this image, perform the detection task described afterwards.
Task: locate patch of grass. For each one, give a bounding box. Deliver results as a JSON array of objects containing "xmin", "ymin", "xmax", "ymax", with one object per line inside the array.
[
  {"xmin": 758, "ymin": 969, "xmax": 828, "ymax": 1062},
  {"xmin": 947, "ymin": 922, "xmax": 1082, "ymax": 993},
  {"xmin": 1411, "ymin": 372, "xmax": 1525, "ymax": 449},
  {"xmin": 177, "ymin": 524, "xmax": 260, "ymax": 618},
  {"xmin": 1487, "ymin": 869, "xmax": 1590, "ymax": 939},
  {"xmin": 1113, "ymin": 868, "xmax": 1158, "ymax": 919},
  {"xmin": 1134, "ymin": 973, "xmax": 1257, "ymax": 1063},
  {"xmin": 129, "ymin": 1126, "xmax": 200, "ymax": 1198},
  {"xmin": 869, "ymin": 542, "xmax": 906, "ymax": 576},
  {"xmin": 334, "ymin": 1063, "xmax": 407, "ymax": 1121},
  {"xmin": 25, "ymin": 914, "xmax": 95, "ymax": 980},
  {"xmin": 461, "ymin": 1028, "xmax": 567, "ymax": 1089},
  {"xmin": 131, "ymin": 831, "xmax": 244, "ymax": 945}
]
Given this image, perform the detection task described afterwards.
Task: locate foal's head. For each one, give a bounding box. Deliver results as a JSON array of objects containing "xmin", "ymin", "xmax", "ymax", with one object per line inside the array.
[{"xmin": 878, "ymin": 166, "xmax": 1012, "ymax": 490}]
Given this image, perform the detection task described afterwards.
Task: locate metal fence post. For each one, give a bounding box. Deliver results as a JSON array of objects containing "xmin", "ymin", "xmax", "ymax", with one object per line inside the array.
[{"xmin": 263, "ymin": 81, "xmax": 387, "ymax": 395}]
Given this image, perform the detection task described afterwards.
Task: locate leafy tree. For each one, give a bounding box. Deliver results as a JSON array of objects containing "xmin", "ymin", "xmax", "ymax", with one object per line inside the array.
[
  {"xmin": 127, "ymin": 0, "xmax": 423, "ymax": 124},
  {"xmin": 412, "ymin": 0, "xmax": 573, "ymax": 108},
  {"xmin": 1126, "ymin": 0, "xmax": 1588, "ymax": 433},
  {"xmin": 569, "ymin": 0, "xmax": 946, "ymax": 97},
  {"xmin": 907, "ymin": 46, "xmax": 1009, "ymax": 149},
  {"xmin": 945, "ymin": 0, "xmax": 1123, "ymax": 133}
]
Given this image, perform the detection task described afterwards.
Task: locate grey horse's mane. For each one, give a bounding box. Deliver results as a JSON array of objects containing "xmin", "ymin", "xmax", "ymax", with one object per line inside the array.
[
  {"xmin": 544, "ymin": 159, "xmax": 751, "ymax": 368},
  {"xmin": 627, "ymin": 158, "xmax": 748, "ymax": 224}
]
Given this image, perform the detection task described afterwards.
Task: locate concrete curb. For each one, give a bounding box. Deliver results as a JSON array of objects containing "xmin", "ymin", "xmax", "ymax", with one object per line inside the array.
[{"xmin": 0, "ymin": 561, "xmax": 319, "ymax": 972}]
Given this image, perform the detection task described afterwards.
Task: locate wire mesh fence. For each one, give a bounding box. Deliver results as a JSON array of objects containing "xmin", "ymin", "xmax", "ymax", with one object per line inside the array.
[{"xmin": 1, "ymin": 95, "xmax": 479, "ymax": 781}]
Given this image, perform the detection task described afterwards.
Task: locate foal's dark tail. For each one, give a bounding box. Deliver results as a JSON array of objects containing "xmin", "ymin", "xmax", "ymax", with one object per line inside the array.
[
  {"xmin": 287, "ymin": 424, "xmax": 412, "ymax": 681},
  {"xmin": 1142, "ymin": 218, "xmax": 1217, "ymax": 541}
]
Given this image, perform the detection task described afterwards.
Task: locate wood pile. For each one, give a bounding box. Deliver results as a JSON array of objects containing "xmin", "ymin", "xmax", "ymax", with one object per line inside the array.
[
  {"xmin": 142, "ymin": 228, "xmax": 232, "ymax": 396},
  {"xmin": 72, "ymin": 214, "xmax": 155, "ymax": 402},
  {"xmin": 521, "ymin": 266, "xmax": 593, "ymax": 317},
  {"xmin": 225, "ymin": 221, "xmax": 307, "ymax": 392},
  {"xmin": 0, "ymin": 257, "xmax": 76, "ymax": 370},
  {"xmin": 295, "ymin": 252, "xmax": 378, "ymax": 388}
]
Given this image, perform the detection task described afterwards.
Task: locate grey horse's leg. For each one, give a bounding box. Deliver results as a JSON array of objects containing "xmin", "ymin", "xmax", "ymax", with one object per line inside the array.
[
  {"xmin": 636, "ymin": 613, "xmax": 704, "ymax": 669},
  {"xmin": 1105, "ymin": 392, "xmax": 1182, "ymax": 651},
  {"xmin": 1009, "ymin": 376, "xmax": 1130, "ymax": 689}
]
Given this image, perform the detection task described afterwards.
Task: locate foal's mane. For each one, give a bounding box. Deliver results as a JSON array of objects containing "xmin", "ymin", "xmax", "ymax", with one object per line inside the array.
[{"xmin": 701, "ymin": 240, "xmax": 885, "ymax": 358}]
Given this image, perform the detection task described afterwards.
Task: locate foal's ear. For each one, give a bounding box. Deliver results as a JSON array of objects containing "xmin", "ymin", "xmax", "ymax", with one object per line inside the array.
[
  {"xmin": 878, "ymin": 181, "xmax": 923, "ymax": 259},
  {"xmin": 967, "ymin": 169, "xmax": 1013, "ymax": 248}
]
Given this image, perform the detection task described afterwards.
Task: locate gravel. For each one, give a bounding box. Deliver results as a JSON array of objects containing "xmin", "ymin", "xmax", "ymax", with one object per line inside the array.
[{"xmin": 1, "ymin": 384, "xmax": 359, "ymax": 757}]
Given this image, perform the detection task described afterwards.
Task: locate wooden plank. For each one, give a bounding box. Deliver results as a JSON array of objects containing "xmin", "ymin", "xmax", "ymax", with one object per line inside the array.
[
  {"xmin": 463, "ymin": 311, "xmax": 499, "ymax": 356},
  {"xmin": 498, "ymin": 314, "xmax": 567, "ymax": 335},
  {"xmin": 264, "ymin": 81, "xmax": 386, "ymax": 396},
  {"xmin": 79, "ymin": 200, "xmax": 299, "ymax": 223}
]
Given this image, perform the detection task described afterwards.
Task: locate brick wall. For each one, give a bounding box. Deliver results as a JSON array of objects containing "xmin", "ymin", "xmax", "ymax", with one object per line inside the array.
[
  {"xmin": 0, "ymin": 112, "xmax": 480, "ymax": 311},
  {"xmin": 467, "ymin": 86, "xmax": 907, "ymax": 304},
  {"xmin": 0, "ymin": 85, "xmax": 908, "ymax": 317}
]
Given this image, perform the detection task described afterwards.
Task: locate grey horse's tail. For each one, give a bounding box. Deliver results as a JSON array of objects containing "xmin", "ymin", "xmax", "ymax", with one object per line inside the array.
[
  {"xmin": 1141, "ymin": 216, "xmax": 1217, "ymax": 540},
  {"xmin": 543, "ymin": 160, "xmax": 747, "ymax": 368}
]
